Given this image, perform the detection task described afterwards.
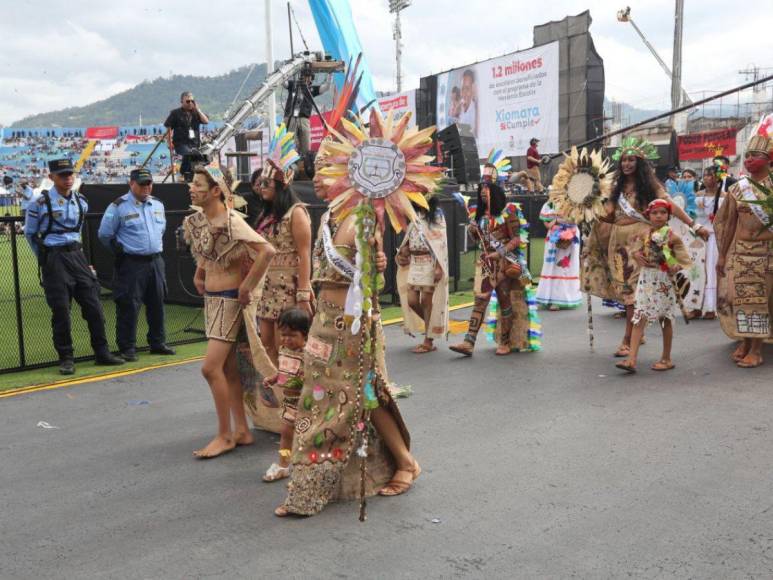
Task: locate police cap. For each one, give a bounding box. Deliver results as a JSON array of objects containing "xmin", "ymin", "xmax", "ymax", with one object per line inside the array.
[
  {"xmin": 48, "ymin": 158, "xmax": 75, "ymax": 175},
  {"xmin": 129, "ymin": 168, "xmax": 153, "ymax": 185}
]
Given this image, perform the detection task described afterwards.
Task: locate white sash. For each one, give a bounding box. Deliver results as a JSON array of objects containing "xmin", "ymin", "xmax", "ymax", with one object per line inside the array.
[
  {"xmin": 321, "ymin": 216, "xmax": 356, "ymax": 281},
  {"xmin": 618, "ymin": 194, "xmax": 649, "ymax": 223},
  {"xmin": 321, "ymin": 212, "xmax": 366, "ymax": 335},
  {"xmin": 738, "ymin": 178, "xmax": 773, "ymax": 233}
]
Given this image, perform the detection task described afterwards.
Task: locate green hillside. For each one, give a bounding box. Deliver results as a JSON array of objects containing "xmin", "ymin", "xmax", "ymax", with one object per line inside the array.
[{"xmin": 11, "ymin": 64, "xmax": 269, "ymax": 127}]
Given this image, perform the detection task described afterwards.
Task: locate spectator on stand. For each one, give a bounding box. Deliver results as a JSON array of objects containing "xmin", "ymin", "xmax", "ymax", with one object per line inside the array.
[
  {"xmin": 525, "ymin": 138, "xmax": 543, "ymax": 192},
  {"xmin": 164, "ymin": 91, "xmax": 209, "ymax": 182}
]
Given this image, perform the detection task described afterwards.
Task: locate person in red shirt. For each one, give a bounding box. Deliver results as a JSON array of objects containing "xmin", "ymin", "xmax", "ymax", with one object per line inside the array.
[{"xmin": 525, "ymin": 138, "xmax": 543, "ymax": 192}]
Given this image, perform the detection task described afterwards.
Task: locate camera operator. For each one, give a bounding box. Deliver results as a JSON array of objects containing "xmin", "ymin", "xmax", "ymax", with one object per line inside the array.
[
  {"xmin": 164, "ymin": 91, "xmax": 209, "ymax": 182},
  {"xmin": 283, "ymin": 69, "xmax": 329, "ymax": 158}
]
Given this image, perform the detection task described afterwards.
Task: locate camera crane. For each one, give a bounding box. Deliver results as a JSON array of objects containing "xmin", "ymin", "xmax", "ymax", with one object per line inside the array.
[{"xmin": 200, "ymin": 52, "xmax": 344, "ymax": 158}]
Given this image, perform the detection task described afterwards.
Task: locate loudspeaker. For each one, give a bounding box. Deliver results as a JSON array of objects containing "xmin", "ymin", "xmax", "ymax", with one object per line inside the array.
[
  {"xmin": 417, "ymin": 76, "xmax": 437, "ymax": 128},
  {"xmin": 437, "ymin": 123, "xmax": 480, "ymax": 184}
]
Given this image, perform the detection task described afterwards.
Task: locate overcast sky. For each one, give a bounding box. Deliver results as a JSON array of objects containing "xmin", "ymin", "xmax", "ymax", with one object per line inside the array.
[{"xmin": 1, "ymin": 0, "xmax": 771, "ymax": 125}]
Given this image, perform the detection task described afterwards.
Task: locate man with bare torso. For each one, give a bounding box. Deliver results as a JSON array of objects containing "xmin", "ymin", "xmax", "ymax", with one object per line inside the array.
[
  {"xmin": 715, "ymin": 132, "xmax": 773, "ymax": 368},
  {"xmin": 183, "ymin": 165, "xmax": 276, "ymax": 458}
]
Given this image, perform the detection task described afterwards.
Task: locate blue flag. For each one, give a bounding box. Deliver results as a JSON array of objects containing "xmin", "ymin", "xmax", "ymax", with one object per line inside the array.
[{"xmin": 307, "ymin": 0, "xmax": 379, "ymax": 112}]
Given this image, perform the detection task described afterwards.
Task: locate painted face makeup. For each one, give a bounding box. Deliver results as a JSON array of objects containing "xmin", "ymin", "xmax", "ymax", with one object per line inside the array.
[{"xmin": 743, "ymin": 155, "xmax": 770, "ymax": 175}]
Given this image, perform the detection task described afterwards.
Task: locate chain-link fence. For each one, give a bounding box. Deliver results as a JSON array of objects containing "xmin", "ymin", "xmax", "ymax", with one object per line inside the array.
[{"xmin": 0, "ymin": 215, "xmax": 205, "ymax": 373}]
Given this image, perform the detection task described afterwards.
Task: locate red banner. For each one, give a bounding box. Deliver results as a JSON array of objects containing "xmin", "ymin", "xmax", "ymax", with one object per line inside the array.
[
  {"xmin": 309, "ymin": 111, "xmax": 335, "ymax": 152},
  {"xmin": 677, "ymin": 128, "xmax": 737, "ymax": 160},
  {"xmin": 85, "ymin": 126, "xmax": 119, "ymax": 140}
]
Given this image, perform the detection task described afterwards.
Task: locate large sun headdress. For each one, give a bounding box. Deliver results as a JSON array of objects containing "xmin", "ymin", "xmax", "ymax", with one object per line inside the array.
[
  {"xmin": 263, "ymin": 123, "xmax": 301, "ymax": 185},
  {"xmin": 549, "ymin": 146, "xmax": 613, "ymax": 226},
  {"xmin": 612, "ymin": 135, "xmax": 659, "ymax": 162},
  {"xmin": 486, "ymin": 148, "xmax": 512, "ymax": 182},
  {"xmin": 314, "ymin": 107, "xmax": 445, "ymax": 234}
]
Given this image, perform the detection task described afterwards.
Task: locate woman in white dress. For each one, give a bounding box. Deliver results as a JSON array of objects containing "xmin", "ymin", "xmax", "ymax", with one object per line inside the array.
[
  {"xmin": 536, "ymin": 201, "xmax": 582, "ymax": 310},
  {"xmin": 694, "ymin": 167, "xmax": 726, "ymax": 319}
]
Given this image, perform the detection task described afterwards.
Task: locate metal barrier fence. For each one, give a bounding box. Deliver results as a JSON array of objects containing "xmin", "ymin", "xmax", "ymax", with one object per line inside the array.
[
  {"xmin": 0, "ymin": 215, "xmax": 205, "ymax": 374},
  {"xmin": 0, "ymin": 194, "xmax": 547, "ymax": 373}
]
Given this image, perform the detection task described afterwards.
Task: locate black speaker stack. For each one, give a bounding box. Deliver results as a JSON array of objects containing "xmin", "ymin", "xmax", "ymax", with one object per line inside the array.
[{"xmin": 436, "ymin": 123, "xmax": 480, "ymax": 185}]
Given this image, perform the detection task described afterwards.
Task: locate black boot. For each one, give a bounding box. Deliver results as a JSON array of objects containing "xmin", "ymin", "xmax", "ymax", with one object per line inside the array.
[
  {"xmin": 149, "ymin": 344, "xmax": 176, "ymax": 355},
  {"xmin": 59, "ymin": 358, "xmax": 75, "ymax": 375},
  {"xmin": 119, "ymin": 349, "xmax": 138, "ymax": 362},
  {"xmin": 95, "ymin": 351, "xmax": 124, "ymax": 366}
]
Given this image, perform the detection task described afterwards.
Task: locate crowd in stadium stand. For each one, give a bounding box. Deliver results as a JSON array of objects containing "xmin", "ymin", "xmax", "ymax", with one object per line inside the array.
[{"xmin": 0, "ymin": 124, "xmax": 225, "ymax": 190}]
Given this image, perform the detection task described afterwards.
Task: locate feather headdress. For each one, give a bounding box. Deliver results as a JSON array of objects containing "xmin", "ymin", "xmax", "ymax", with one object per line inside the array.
[
  {"xmin": 263, "ymin": 123, "xmax": 300, "ymax": 184},
  {"xmin": 486, "ymin": 148, "xmax": 512, "ymax": 181},
  {"xmin": 612, "ymin": 136, "xmax": 659, "ymax": 161}
]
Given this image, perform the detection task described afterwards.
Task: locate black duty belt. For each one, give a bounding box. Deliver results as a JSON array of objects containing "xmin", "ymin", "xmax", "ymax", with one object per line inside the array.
[
  {"xmin": 124, "ymin": 253, "xmax": 161, "ymax": 262},
  {"xmin": 46, "ymin": 243, "xmax": 82, "ymax": 253}
]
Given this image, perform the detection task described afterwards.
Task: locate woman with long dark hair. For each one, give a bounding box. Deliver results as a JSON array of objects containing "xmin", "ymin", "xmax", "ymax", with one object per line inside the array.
[
  {"xmin": 254, "ymin": 164, "xmax": 312, "ymax": 365},
  {"xmin": 396, "ymin": 196, "xmax": 449, "ymax": 353},
  {"xmin": 603, "ymin": 138, "xmax": 708, "ymax": 357}
]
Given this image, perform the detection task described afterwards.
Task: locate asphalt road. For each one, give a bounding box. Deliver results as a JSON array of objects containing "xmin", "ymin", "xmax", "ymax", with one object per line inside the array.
[{"xmin": 2, "ymin": 302, "xmax": 772, "ymax": 579}]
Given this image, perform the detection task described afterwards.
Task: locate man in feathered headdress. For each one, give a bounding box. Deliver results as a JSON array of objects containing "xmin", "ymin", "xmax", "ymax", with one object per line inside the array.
[
  {"xmin": 182, "ymin": 162, "xmax": 277, "ymax": 457},
  {"xmin": 714, "ymin": 118, "xmax": 773, "ymax": 367}
]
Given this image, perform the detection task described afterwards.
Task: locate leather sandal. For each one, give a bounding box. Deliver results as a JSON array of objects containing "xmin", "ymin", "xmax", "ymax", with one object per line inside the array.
[
  {"xmin": 614, "ymin": 344, "xmax": 631, "ymax": 358},
  {"xmin": 737, "ymin": 355, "xmax": 764, "ymax": 368},
  {"xmin": 449, "ymin": 342, "xmax": 474, "ymax": 356},
  {"xmin": 651, "ymin": 360, "xmax": 675, "ymax": 371},
  {"xmin": 379, "ymin": 461, "xmax": 421, "ymax": 497},
  {"xmin": 412, "ymin": 343, "xmax": 437, "ymax": 354}
]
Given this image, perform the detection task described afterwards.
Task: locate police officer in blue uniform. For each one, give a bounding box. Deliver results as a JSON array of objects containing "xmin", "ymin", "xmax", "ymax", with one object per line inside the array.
[
  {"xmin": 24, "ymin": 159, "xmax": 124, "ymax": 375},
  {"xmin": 98, "ymin": 168, "xmax": 176, "ymax": 361}
]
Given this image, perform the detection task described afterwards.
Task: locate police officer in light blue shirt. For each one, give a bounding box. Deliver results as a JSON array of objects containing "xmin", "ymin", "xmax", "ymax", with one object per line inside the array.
[
  {"xmin": 24, "ymin": 158, "xmax": 124, "ymax": 374},
  {"xmin": 98, "ymin": 168, "xmax": 175, "ymax": 361}
]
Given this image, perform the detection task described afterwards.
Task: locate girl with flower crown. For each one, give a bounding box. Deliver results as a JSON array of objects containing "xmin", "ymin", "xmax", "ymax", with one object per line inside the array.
[{"xmin": 616, "ymin": 199, "xmax": 692, "ymax": 373}]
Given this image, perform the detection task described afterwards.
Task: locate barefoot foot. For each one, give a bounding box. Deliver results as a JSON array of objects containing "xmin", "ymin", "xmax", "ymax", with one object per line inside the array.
[
  {"xmin": 233, "ymin": 430, "xmax": 255, "ymax": 446},
  {"xmin": 495, "ymin": 344, "xmax": 512, "ymax": 356},
  {"xmin": 193, "ymin": 434, "xmax": 235, "ymax": 459}
]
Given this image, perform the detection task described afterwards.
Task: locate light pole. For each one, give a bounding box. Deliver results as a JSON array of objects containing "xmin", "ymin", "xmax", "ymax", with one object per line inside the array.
[
  {"xmin": 265, "ymin": 0, "xmax": 276, "ymax": 134},
  {"xmin": 389, "ymin": 0, "xmax": 411, "ymax": 93}
]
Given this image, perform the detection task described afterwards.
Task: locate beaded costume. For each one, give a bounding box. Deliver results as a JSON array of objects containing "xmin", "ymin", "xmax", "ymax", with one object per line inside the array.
[
  {"xmin": 463, "ymin": 201, "xmax": 541, "ymax": 352},
  {"xmin": 255, "ymin": 202, "xmax": 309, "ymax": 320}
]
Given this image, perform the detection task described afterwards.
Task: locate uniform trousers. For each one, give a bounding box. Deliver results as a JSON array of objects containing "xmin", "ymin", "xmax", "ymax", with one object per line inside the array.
[
  {"xmin": 113, "ymin": 254, "xmax": 167, "ymax": 352},
  {"xmin": 41, "ymin": 245, "xmax": 110, "ymax": 360}
]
